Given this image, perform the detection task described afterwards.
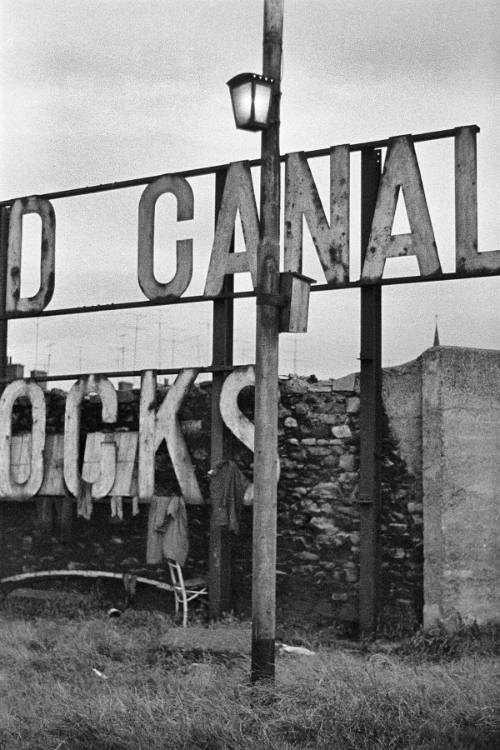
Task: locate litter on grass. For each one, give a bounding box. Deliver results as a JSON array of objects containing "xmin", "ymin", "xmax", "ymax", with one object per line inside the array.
[{"xmin": 279, "ymin": 644, "xmax": 316, "ymax": 656}]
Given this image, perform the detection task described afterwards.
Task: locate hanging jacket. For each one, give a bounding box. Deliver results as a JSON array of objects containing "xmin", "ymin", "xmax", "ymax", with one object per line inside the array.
[
  {"xmin": 147, "ymin": 495, "xmax": 189, "ymax": 566},
  {"xmin": 159, "ymin": 495, "xmax": 189, "ymax": 566},
  {"xmin": 209, "ymin": 460, "xmax": 249, "ymax": 534},
  {"xmin": 146, "ymin": 496, "xmax": 169, "ymax": 564}
]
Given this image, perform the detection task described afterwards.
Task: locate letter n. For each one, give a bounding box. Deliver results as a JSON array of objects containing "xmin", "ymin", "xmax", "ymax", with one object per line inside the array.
[{"xmin": 285, "ymin": 146, "xmax": 350, "ymax": 284}]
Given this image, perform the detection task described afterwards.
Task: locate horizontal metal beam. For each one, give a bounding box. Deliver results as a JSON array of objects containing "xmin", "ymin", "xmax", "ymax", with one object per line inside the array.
[
  {"xmin": 312, "ymin": 265, "xmax": 500, "ymax": 291},
  {"xmin": 0, "ymin": 363, "xmax": 235, "ymax": 385},
  {"xmin": 1, "ymin": 264, "xmax": 499, "ymax": 321},
  {"xmin": 0, "ymin": 291, "xmax": 255, "ymax": 320},
  {"xmin": 0, "ymin": 126, "xmax": 478, "ymax": 207}
]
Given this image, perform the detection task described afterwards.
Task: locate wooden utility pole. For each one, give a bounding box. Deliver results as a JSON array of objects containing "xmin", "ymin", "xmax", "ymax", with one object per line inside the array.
[{"xmin": 251, "ymin": 0, "xmax": 283, "ymax": 682}]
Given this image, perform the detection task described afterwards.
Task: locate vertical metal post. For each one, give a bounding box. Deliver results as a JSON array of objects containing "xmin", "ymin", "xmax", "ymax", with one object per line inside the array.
[
  {"xmin": 0, "ymin": 208, "xmax": 9, "ymax": 382},
  {"xmin": 359, "ymin": 149, "xmax": 382, "ymax": 635},
  {"xmin": 251, "ymin": 0, "xmax": 283, "ymax": 682},
  {"xmin": 0, "ymin": 208, "xmax": 9, "ymax": 567},
  {"xmin": 208, "ymin": 168, "xmax": 234, "ymax": 619}
]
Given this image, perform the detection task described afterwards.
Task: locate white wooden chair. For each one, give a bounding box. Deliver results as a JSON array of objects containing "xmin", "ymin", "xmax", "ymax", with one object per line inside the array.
[{"xmin": 166, "ymin": 560, "xmax": 207, "ymax": 627}]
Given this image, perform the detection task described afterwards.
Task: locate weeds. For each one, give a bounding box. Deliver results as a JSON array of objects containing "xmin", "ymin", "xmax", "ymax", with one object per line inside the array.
[
  {"xmin": 0, "ymin": 610, "xmax": 498, "ymax": 749},
  {"xmin": 394, "ymin": 621, "xmax": 500, "ymax": 662}
]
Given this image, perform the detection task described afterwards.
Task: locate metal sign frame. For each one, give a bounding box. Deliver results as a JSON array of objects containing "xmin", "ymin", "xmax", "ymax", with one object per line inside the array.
[{"xmin": 0, "ymin": 123, "xmax": 496, "ymax": 648}]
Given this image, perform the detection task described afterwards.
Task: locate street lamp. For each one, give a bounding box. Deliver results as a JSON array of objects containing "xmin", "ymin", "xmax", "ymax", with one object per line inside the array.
[
  {"xmin": 227, "ymin": 72, "xmax": 274, "ymax": 131},
  {"xmin": 227, "ymin": 1, "xmax": 284, "ymax": 684}
]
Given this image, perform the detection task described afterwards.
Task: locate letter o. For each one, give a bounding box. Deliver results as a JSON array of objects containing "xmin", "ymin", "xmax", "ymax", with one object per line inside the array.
[{"xmin": 0, "ymin": 380, "xmax": 46, "ymax": 498}]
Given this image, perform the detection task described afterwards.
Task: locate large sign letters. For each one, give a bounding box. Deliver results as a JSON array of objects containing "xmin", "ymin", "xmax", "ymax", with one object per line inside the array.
[
  {"xmin": 0, "ymin": 367, "xmax": 257, "ymax": 504},
  {"xmin": 7, "ymin": 126, "xmax": 496, "ymax": 314}
]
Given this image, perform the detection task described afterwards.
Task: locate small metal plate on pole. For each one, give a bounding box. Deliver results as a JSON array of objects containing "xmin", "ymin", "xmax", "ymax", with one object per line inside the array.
[{"xmin": 278, "ymin": 271, "xmax": 315, "ymax": 333}]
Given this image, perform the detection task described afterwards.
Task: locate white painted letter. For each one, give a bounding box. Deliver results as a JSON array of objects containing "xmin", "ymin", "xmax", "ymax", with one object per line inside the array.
[
  {"xmin": 204, "ymin": 162, "xmax": 260, "ymax": 296},
  {"xmin": 361, "ymin": 136, "xmax": 441, "ymax": 281},
  {"xmin": 219, "ymin": 365, "xmax": 279, "ymax": 502},
  {"xmin": 7, "ymin": 197, "xmax": 56, "ymax": 312},
  {"xmin": 138, "ymin": 369, "xmax": 202, "ymax": 503},
  {"xmin": 219, "ymin": 365, "xmax": 256, "ymax": 453},
  {"xmin": 0, "ymin": 380, "xmax": 46, "ymax": 498},
  {"xmin": 64, "ymin": 375, "xmax": 117, "ymax": 497},
  {"xmin": 138, "ymin": 174, "xmax": 194, "ymax": 301},
  {"xmin": 285, "ymin": 146, "xmax": 350, "ymax": 284},
  {"xmin": 455, "ymin": 126, "xmax": 500, "ymax": 273}
]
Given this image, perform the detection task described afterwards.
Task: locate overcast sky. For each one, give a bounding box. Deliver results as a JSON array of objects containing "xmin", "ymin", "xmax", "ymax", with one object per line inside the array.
[{"xmin": 1, "ymin": 0, "xmax": 499, "ymax": 382}]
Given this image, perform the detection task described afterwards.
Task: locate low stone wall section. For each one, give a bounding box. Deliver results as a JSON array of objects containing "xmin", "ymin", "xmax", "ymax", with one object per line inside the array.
[{"xmin": 0, "ymin": 371, "xmax": 423, "ymax": 631}]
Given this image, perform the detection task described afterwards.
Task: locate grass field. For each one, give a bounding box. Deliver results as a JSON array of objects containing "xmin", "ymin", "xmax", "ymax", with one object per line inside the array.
[{"xmin": 0, "ymin": 605, "xmax": 499, "ymax": 750}]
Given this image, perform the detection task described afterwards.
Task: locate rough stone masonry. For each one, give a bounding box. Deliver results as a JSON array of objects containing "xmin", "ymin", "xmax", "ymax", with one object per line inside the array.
[
  {"xmin": 4, "ymin": 345, "xmax": 499, "ymax": 632},
  {"xmin": 0, "ymin": 362, "xmax": 424, "ymax": 633}
]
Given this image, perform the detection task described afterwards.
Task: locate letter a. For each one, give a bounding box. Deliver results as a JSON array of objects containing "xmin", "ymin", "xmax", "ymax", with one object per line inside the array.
[
  {"xmin": 204, "ymin": 161, "xmax": 259, "ymax": 296},
  {"xmin": 361, "ymin": 136, "xmax": 441, "ymax": 281}
]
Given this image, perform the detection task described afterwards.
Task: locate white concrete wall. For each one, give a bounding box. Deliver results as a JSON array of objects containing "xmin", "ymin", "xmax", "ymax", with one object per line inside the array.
[
  {"xmin": 421, "ymin": 346, "xmax": 500, "ymax": 628},
  {"xmin": 383, "ymin": 345, "xmax": 500, "ymax": 628}
]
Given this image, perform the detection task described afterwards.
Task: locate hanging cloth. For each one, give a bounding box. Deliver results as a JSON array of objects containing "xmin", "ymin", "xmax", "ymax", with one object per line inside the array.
[
  {"xmin": 131, "ymin": 496, "xmax": 139, "ymax": 517},
  {"xmin": 146, "ymin": 495, "xmax": 189, "ymax": 566},
  {"xmin": 110, "ymin": 496, "xmax": 123, "ymax": 520},
  {"xmin": 77, "ymin": 480, "xmax": 93, "ymax": 520},
  {"xmin": 209, "ymin": 460, "xmax": 249, "ymax": 534},
  {"xmin": 156, "ymin": 495, "xmax": 189, "ymax": 566},
  {"xmin": 146, "ymin": 496, "xmax": 170, "ymax": 564},
  {"xmin": 37, "ymin": 497, "xmax": 54, "ymax": 532}
]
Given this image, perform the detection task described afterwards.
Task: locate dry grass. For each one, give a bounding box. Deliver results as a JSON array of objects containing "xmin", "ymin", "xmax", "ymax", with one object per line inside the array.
[{"xmin": 0, "ymin": 609, "xmax": 498, "ymax": 749}]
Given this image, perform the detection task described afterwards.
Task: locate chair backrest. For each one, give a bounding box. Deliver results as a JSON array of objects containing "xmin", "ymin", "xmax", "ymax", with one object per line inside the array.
[{"xmin": 167, "ymin": 559, "xmax": 184, "ymax": 591}]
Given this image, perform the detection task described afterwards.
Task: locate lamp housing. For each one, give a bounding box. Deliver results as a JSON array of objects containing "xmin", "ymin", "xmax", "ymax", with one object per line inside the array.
[{"xmin": 227, "ymin": 72, "xmax": 274, "ymax": 131}]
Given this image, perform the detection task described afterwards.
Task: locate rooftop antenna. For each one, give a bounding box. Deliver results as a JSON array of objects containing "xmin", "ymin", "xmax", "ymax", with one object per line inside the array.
[
  {"xmin": 46, "ymin": 342, "xmax": 54, "ymax": 373},
  {"xmin": 133, "ymin": 315, "xmax": 140, "ymax": 369},
  {"xmin": 34, "ymin": 319, "xmax": 40, "ymax": 369},
  {"xmin": 157, "ymin": 314, "xmax": 162, "ymax": 369},
  {"xmin": 119, "ymin": 334, "xmax": 127, "ymax": 370},
  {"xmin": 170, "ymin": 327, "xmax": 176, "ymax": 368}
]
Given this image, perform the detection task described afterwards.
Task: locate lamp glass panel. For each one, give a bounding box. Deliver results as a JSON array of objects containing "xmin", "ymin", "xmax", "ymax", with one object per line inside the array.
[
  {"xmin": 253, "ymin": 83, "xmax": 272, "ymax": 126},
  {"xmin": 231, "ymin": 81, "xmax": 253, "ymax": 127}
]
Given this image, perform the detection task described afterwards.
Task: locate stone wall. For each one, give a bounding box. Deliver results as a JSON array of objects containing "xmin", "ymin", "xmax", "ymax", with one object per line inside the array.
[
  {"xmin": 272, "ymin": 374, "xmax": 421, "ymax": 631},
  {"xmin": 2, "ymin": 347, "xmax": 498, "ymax": 630},
  {"xmin": 0, "ymin": 370, "xmax": 423, "ymax": 631}
]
